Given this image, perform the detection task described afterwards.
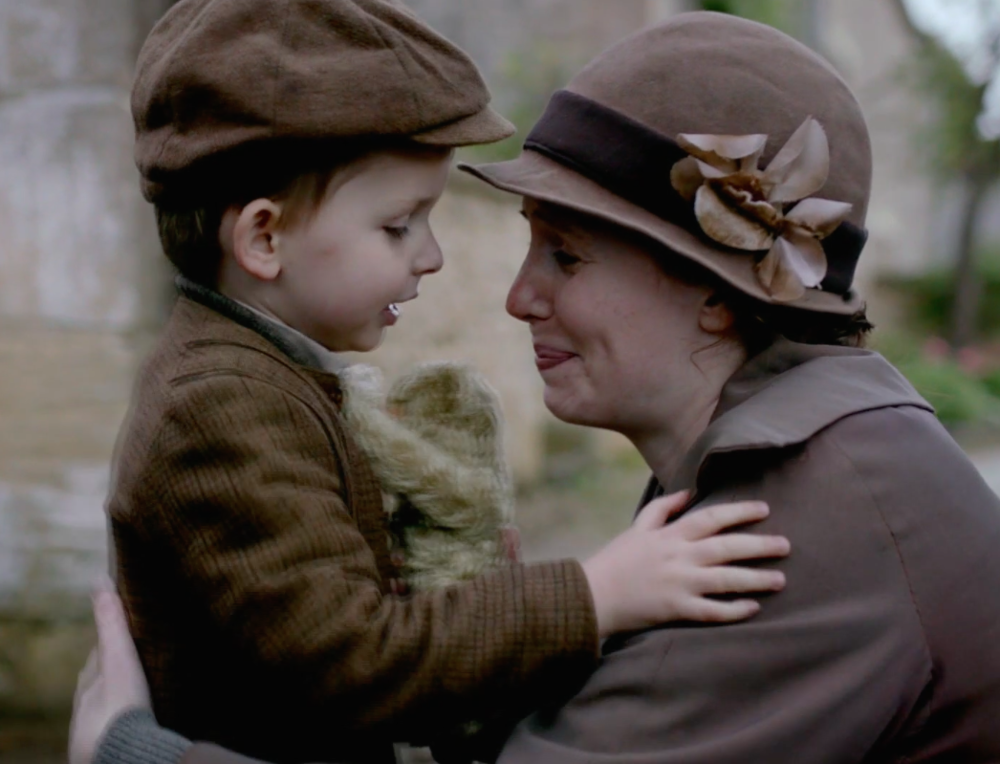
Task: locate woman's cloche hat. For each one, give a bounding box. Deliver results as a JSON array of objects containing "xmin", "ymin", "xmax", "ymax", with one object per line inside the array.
[{"xmin": 461, "ymin": 12, "xmax": 873, "ymax": 315}]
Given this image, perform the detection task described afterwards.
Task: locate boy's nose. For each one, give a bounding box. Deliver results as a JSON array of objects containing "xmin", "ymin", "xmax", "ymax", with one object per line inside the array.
[{"xmin": 415, "ymin": 236, "xmax": 444, "ymax": 276}]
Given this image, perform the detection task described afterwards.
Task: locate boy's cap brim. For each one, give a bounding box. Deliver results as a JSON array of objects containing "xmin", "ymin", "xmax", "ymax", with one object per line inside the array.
[{"xmin": 412, "ymin": 107, "xmax": 515, "ymax": 147}]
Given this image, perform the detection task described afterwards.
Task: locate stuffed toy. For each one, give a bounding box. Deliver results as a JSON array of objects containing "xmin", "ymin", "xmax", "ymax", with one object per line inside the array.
[{"xmin": 338, "ymin": 362, "xmax": 516, "ymax": 590}]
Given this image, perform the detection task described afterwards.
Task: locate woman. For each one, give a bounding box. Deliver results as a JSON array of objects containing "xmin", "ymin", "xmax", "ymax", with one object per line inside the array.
[{"xmin": 73, "ymin": 10, "xmax": 1000, "ymax": 764}]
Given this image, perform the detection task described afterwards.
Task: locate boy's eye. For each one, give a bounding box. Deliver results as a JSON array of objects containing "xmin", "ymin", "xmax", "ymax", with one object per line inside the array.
[
  {"xmin": 552, "ymin": 249, "xmax": 582, "ymax": 268},
  {"xmin": 384, "ymin": 226, "xmax": 410, "ymax": 240}
]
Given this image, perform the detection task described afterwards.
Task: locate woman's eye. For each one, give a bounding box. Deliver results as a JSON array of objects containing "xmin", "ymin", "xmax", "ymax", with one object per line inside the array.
[
  {"xmin": 552, "ymin": 249, "xmax": 581, "ymax": 268},
  {"xmin": 384, "ymin": 226, "xmax": 410, "ymax": 240}
]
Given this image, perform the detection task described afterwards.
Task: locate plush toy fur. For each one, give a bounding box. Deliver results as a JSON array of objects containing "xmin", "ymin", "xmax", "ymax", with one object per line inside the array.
[{"xmin": 338, "ymin": 362, "xmax": 515, "ymax": 590}]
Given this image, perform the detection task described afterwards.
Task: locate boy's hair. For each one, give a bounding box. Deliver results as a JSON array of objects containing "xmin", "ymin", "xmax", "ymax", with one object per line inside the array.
[{"xmin": 156, "ymin": 141, "xmax": 369, "ymax": 285}]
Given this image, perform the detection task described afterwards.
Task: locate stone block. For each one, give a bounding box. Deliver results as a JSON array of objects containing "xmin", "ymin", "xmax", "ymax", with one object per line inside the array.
[
  {"xmin": 0, "ymin": 619, "xmax": 95, "ymax": 714},
  {"xmin": 0, "ymin": 0, "xmax": 167, "ymax": 95},
  {"xmin": 0, "ymin": 325, "xmax": 137, "ymax": 481},
  {"xmin": 0, "ymin": 465, "xmax": 110, "ymax": 622},
  {"xmin": 0, "ymin": 89, "xmax": 167, "ymax": 330},
  {"xmin": 0, "ymin": 324, "xmax": 132, "ymax": 623}
]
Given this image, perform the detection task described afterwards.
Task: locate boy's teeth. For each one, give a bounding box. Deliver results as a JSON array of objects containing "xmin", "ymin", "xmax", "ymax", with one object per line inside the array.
[{"xmin": 387, "ymin": 303, "xmax": 400, "ymax": 317}]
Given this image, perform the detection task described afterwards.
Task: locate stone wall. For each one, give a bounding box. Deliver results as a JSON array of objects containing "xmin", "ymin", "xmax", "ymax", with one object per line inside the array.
[{"xmin": 0, "ymin": 0, "xmax": 172, "ymax": 714}]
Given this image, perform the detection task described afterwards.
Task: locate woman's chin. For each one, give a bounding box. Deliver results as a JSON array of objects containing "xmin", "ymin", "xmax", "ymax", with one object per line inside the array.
[{"xmin": 543, "ymin": 388, "xmax": 600, "ymax": 428}]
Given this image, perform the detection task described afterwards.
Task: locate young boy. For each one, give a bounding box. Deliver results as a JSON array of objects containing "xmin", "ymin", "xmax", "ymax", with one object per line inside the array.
[{"xmin": 105, "ymin": 1, "xmax": 790, "ymax": 763}]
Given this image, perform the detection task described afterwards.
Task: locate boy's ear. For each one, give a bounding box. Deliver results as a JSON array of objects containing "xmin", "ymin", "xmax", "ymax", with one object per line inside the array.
[
  {"xmin": 698, "ymin": 290, "xmax": 736, "ymax": 335},
  {"xmin": 231, "ymin": 199, "xmax": 284, "ymax": 281}
]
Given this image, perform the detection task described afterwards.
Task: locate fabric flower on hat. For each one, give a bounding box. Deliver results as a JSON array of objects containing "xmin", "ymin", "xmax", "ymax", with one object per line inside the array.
[{"xmin": 670, "ymin": 117, "xmax": 853, "ymax": 302}]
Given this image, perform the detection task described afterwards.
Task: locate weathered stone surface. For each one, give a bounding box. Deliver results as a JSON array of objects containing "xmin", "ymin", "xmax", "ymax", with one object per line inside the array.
[
  {"xmin": 0, "ymin": 465, "xmax": 110, "ymax": 622},
  {"xmin": 0, "ymin": 325, "xmax": 136, "ymax": 622},
  {"xmin": 0, "ymin": 325, "xmax": 138, "ymax": 481},
  {"xmin": 0, "ymin": 90, "xmax": 166, "ymax": 329},
  {"xmin": 0, "ymin": 0, "xmax": 166, "ymax": 94},
  {"xmin": 0, "ymin": 620, "xmax": 95, "ymax": 714}
]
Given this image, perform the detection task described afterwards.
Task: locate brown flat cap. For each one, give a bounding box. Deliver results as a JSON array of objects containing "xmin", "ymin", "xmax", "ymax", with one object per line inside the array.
[
  {"xmin": 462, "ymin": 12, "xmax": 873, "ymax": 315},
  {"xmin": 133, "ymin": 0, "xmax": 514, "ymax": 204}
]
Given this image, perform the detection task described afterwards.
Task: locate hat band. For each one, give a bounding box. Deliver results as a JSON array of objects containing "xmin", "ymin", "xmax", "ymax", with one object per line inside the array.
[{"xmin": 524, "ymin": 90, "xmax": 866, "ymax": 298}]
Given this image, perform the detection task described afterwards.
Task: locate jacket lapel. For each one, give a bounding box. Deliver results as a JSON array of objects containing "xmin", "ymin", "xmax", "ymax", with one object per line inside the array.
[{"xmin": 648, "ymin": 339, "xmax": 933, "ymax": 500}]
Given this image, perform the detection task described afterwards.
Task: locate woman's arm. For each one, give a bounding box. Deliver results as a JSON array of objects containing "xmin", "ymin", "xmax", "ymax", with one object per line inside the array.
[{"xmin": 71, "ymin": 591, "xmax": 267, "ymax": 764}]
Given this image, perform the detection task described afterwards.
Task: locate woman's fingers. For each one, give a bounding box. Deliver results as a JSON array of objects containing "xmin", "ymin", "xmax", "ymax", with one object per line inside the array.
[
  {"xmin": 692, "ymin": 565, "xmax": 786, "ymax": 595},
  {"xmin": 634, "ymin": 490, "xmax": 691, "ymax": 530},
  {"xmin": 671, "ymin": 500, "xmax": 770, "ymax": 540},
  {"xmin": 692, "ymin": 533, "xmax": 791, "ymax": 565},
  {"xmin": 78, "ymin": 648, "xmax": 100, "ymax": 690},
  {"xmin": 73, "ymin": 649, "xmax": 100, "ymax": 711},
  {"xmin": 94, "ymin": 591, "xmax": 138, "ymax": 674},
  {"xmin": 92, "ymin": 590, "xmax": 151, "ymax": 709}
]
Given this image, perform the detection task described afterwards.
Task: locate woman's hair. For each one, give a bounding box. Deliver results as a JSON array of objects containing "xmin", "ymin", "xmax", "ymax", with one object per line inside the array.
[
  {"xmin": 649, "ymin": 239, "xmax": 874, "ymax": 353},
  {"xmin": 578, "ymin": 210, "xmax": 874, "ymax": 353}
]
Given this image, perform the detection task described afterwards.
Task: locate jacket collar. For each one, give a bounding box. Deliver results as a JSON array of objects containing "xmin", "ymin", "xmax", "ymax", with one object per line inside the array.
[
  {"xmin": 663, "ymin": 338, "xmax": 933, "ymax": 496},
  {"xmin": 176, "ymin": 276, "xmax": 346, "ymax": 374}
]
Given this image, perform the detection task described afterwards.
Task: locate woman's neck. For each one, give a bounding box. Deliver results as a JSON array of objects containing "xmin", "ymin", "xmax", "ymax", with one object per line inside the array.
[{"xmin": 628, "ymin": 344, "xmax": 746, "ymax": 489}]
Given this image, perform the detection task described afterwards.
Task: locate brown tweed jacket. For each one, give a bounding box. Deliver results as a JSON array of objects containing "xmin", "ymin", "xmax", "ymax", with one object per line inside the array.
[{"xmin": 107, "ymin": 289, "xmax": 598, "ymax": 764}]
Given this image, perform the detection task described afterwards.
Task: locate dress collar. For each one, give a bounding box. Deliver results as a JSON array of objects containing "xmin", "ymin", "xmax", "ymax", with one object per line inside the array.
[{"xmin": 662, "ymin": 338, "xmax": 932, "ymax": 496}]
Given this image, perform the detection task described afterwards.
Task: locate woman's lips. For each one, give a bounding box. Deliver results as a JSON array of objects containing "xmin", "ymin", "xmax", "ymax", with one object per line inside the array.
[{"xmin": 534, "ymin": 345, "xmax": 577, "ymax": 371}]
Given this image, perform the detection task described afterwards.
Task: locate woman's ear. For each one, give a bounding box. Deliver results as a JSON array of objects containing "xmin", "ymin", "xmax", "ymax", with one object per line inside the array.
[
  {"xmin": 698, "ymin": 290, "xmax": 736, "ymax": 335},
  {"xmin": 231, "ymin": 199, "xmax": 284, "ymax": 281}
]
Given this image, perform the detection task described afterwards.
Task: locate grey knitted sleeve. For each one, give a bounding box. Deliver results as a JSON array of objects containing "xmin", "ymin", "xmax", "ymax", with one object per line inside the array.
[{"xmin": 94, "ymin": 708, "xmax": 192, "ymax": 764}]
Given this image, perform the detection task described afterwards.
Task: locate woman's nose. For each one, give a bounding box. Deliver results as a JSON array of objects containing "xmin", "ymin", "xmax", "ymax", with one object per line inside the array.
[{"xmin": 505, "ymin": 257, "xmax": 551, "ymax": 322}]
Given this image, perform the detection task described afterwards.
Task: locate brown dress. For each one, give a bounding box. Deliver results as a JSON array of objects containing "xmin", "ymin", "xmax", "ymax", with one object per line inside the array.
[{"xmin": 500, "ymin": 340, "xmax": 1000, "ymax": 763}]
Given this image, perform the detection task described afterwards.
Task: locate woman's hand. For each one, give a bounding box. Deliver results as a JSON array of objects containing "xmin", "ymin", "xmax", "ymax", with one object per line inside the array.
[
  {"xmin": 69, "ymin": 587, "xmax": 152, "ymax": 764},
  {"xmin": 582, "ymin": 491, "xmax": 790, "ymax": 637}
]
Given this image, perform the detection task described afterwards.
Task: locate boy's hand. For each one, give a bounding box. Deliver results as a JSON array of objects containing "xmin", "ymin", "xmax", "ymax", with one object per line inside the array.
[
  {"xmin": 500, "ymin": 525, "xmax": 522, "ymax": 563},
  {"xmin": 582, "ymin": 491, "xmax": 790, "ymax": 638},
  {"xmin": 69, "ymin": 587, "xmax": 152, "ymax": 764}
]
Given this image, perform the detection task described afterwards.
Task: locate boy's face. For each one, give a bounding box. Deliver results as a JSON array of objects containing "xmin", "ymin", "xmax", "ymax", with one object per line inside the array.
[{"xmin": 269, "ymin": 147, "xmax": 453, "ymax": 352}]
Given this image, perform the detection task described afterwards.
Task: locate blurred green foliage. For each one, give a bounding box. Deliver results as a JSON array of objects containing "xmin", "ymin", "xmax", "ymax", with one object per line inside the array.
[
  {"xmin": 880, "ymin": 244, "xmax": 1000, "ymax": 339},
  {"xmin": 699, "ymin": 0, "xmax": 802, "ymax": 36},
  {"xmin": 898, "ymin": 18, "xmax": 1000, "ymax": 182},
  {"xmin": 876, "ymin": 244, "xmax": 1000, "ymax": 428},
  {"xmin": 460, "ymin": 44, "xmax": 584, "ymax": 164},
  {"xmin": 876, "ymin": 333, "xmax": 1000, "ymax": 427},
  {"xmin": 903, "ymin": 44, "xmax": 1000, "ymax": 180}
]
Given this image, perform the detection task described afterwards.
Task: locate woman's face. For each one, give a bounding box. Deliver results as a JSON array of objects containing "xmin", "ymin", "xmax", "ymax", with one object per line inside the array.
[{"xmin": 506, "ymin": 199, "xmax": 720, "ymax": 435}]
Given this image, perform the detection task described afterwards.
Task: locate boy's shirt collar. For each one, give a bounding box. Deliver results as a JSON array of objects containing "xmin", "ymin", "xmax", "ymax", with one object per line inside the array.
[{"xmin": 175, "ymin": 276, "xmax": 347, "ymax": 374}]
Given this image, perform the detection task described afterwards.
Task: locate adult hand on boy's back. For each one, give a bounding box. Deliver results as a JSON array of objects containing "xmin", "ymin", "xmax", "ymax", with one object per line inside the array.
[{"xmin": 69, "ymin": 587, "xmax": 152, "ymax": 764}]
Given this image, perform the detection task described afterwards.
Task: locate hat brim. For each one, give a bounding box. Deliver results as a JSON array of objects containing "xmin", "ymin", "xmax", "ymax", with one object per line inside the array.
[
  {"xmin": 459, "ymin": 151, "xmax": 864, "ymax": 316},
  {"xmin": 412, "ymin": 107, "xmax": 516, "ymax": 147}
]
